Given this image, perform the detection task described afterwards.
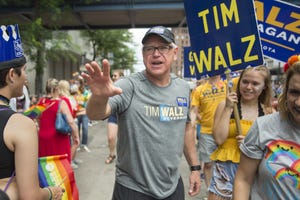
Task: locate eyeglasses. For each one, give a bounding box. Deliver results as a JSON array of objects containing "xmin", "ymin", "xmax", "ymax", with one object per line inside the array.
[{"xmin": 142, "ymin": 45, "xmax": 173, "ymax": 55}]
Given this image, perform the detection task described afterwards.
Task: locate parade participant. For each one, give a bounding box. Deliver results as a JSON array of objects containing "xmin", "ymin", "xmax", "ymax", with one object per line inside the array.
[
  {"xmin": 83, "ymin": 26, "xmax": 201, "ymax": 199},
  {"xmin": 58, "ymin": 80, "xmax": 81, "ymax": 169},
  {"xmin": 75, "ymin": 78, "xmax": 91, "ymax": 152},
  {"xmin": 208, "ymin": 65, "xmax": 274, "ymax": 200},
  {"xmin": 191, "ymin": 74, "xmax": 227, "ymax": 189},
  {"xmin": 105, "ymin": 69, "xmax": 124, "ymax": 164},
  {"xmin": 38, "ymin": 78, "xmax": 80, "ymax": 163},
  {"xmin": 0, "ymin": 24, "xmax": 64, "ymax": 199},
  {"xmin": 233, "ymin": 55, "xmax": 300, "ymax": 199}
]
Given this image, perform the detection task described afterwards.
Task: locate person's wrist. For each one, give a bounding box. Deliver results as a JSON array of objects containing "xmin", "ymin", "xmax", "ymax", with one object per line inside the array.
[
  {"xmin": 190, "ymin": 165, "xmax": 201, "ymax": 171},
  {"xmin": 46, "ymin": 187, "xmax": 53, "ymax": 200},
  {"xmin": 225, "ymin": 103, "xmax": 233, "ymax": 109}
]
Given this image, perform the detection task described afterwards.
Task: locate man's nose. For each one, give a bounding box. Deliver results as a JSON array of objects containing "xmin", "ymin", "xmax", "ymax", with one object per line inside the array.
[{"xmin": 153, "ymin": 48, "xmax": 161, "ymax": 56}]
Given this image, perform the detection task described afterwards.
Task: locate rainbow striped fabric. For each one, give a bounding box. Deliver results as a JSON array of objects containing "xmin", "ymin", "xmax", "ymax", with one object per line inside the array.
[
  {"xmin": 38, "ymin": 154, "xmax": 79, "ymax": 200},
  {"xmin": 23, "ymin": 104, "xmax": 47, "ymax": 119}
]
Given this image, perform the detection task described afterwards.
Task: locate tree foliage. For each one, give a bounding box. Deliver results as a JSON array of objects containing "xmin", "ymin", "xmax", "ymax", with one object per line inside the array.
[
  {"xmin": 1, "ymin": 0, "xmax": 137, "ymax": 94},
  {"xmin": 80, "ymin": 29, "xmax": 136, "ymax": 72},
  {"xmin": 0, "ymin": 0, "xmax": 78, "ymax": 94}
]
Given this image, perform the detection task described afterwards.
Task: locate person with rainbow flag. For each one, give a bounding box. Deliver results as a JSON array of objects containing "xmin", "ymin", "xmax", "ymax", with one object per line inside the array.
[{"xmin": 0, "ymin": 24, "xmax": 64, "ymax": 199}]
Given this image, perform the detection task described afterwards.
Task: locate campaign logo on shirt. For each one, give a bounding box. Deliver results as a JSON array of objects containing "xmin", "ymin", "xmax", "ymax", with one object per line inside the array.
[
  {"xmin": 144, "ymin": 104, "xmax": 187, "ymax": 122},
  {"xmin": 176, "ymin": 97, "xmax": 188, "ymax": 107},
  {"xmin": 159, "ymin": 104, "xmax": 185, "ymax": 122}
]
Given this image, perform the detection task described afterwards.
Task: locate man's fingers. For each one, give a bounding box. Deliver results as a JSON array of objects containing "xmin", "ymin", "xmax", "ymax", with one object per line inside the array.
[
  {"xmin": 90, "ymin": 61, "xmax": 102, "ymax": 75},
  {"xmin": 102, "ymin": 59, "xmax": 110, "ymax": 77},
  {"xmin": 188, "ymin": 183, "xmax": 200, "ymax": 196},
  {"xmin": 112, "ymin": 87, "xmax": 123, "ymax": 96},
  {"xmin": 84, "ymin": 60, "xmax": 110, "ymax": 79},
  {"xmin": 84, "ymin": 63, "xmax": 94, "ymax": 76},
  {"xmin": 83, "ymin": 61, "xmax": 104, "ymax": 82}
]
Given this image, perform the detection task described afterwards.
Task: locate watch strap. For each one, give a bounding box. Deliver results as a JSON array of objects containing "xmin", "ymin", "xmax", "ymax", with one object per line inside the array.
[{"xmin": 190, "ymin": 165, "xmax": 201, "ymax": 171}]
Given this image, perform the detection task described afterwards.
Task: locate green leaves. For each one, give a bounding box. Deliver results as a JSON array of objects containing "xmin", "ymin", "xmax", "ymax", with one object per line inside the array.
[{"xmin": 80, "ymin": 29, "xmax": 136, "ymax": 72}]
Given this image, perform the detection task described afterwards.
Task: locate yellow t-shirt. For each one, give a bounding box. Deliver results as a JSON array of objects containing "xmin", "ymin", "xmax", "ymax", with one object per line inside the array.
[
  {"xmin": 210, "ymin": 119, "xmax": 253, "ymax": 163},
  {"xmin": 191, "ymin": 80, "xmax": 227, "ymax": 134}
]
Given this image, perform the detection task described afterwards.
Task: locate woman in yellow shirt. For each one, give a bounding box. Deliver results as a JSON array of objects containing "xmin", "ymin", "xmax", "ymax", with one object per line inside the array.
[{"xmin": 208, "ymin": 66, "xmax": 274, "ymax": 200}]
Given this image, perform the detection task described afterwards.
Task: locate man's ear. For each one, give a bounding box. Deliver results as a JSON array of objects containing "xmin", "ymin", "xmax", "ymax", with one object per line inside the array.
[
  {"xmin": 7, "ymin": 68, "xmax": 15, "ymax": 84},
  {"xmin": 173, "ymin": 46, "xmax": 178, "ymax": 61}
]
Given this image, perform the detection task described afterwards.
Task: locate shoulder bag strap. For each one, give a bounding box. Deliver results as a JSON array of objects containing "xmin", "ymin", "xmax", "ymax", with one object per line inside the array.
[
  {"xmin": 3, "ymin": 171, "xmax": 15, "ymax": 192},
  {"xmin": 0, "ymin": 107, "xmax": 11, "ymax": 112},
  {"xmin": 57, "ymin": 100, "xmax": 62, "ymax": 113}
]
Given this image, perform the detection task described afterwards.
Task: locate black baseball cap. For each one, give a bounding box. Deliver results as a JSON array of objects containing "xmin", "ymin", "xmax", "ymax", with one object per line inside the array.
[{"xmin": 142, "ymin": 26, "xmax": 175, "ymax": 44}]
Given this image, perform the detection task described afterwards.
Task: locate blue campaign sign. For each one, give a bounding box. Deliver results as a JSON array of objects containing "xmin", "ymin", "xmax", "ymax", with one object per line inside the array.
[
  {"xmin": 183, "ymin": 47, "xmax": 196, "ymax": 78},
  {"xmin": 255, "ymin": 0, "xmax": 300, "ymax": 63},
  {"xmin": 184, "ymin": 0, "xmax": 264, "ymax": 77}
]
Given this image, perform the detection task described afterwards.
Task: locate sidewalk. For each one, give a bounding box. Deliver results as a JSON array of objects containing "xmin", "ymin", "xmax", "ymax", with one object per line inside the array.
[{"xmin": 74, "ymin": 120, "xmax": 208, "ymax": 200}]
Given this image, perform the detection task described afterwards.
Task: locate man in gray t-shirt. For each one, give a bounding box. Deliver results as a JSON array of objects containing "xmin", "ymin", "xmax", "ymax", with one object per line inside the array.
[{"xmin": 83, "ymin": 26, "xmax": 201, "ymax": 199}]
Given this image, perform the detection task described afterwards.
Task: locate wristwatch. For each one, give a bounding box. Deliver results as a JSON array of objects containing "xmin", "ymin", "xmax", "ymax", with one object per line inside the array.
[{"xmin": 190, "ymin": 165, "xmax": 201, "ymax": 171}]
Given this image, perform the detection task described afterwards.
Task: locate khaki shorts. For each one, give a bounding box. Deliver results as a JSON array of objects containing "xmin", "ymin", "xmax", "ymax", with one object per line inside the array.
[{"xmin": 198, "ymin": 133, "xmax": 217, "ymax": 163}]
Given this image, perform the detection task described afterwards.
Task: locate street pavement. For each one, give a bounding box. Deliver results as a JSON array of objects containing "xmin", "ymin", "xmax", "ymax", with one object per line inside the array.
[{"xmin": 74, "ymin": 120, "xmax": 208, "ymax": 200}]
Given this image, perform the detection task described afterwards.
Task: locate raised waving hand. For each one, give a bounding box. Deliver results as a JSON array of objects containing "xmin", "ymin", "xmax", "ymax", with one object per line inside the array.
[{"xmin": 82, "ymin": 59, "xmax": 122, "ymax": 98}]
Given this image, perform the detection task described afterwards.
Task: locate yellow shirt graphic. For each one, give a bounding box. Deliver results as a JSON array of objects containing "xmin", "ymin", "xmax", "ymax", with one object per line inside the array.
[{"xmin": 191, "ymin": 80, "xmax": 226, "ymax": 134}]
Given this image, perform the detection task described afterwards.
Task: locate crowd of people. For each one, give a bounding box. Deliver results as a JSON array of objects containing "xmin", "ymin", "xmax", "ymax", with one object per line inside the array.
[
  {"xmin": 0, "ymin": 25, "xmax": 97, "ymax": 200},
  {"xmin": 82, "ymin": 26, "xmax": 299, "ymax": 200},
  {"xmin": 0, "ymin": 24, "xmax": 299, "ymax": 200}
]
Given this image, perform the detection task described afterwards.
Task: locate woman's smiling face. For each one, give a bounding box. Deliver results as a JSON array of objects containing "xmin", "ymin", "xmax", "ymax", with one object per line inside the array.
[
  {"xmin": 287, "ymin": 73, "xmax": 300, "ymax": 124},
  {"xmin": 239, "ymin": 69, "xmax": 265, "ymax": 102}
]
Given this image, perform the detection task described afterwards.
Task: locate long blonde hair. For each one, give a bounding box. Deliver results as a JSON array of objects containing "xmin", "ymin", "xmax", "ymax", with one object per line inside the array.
[{"xmin": 58, "ymin": 80, "xmax": 71, "ymax": 97}]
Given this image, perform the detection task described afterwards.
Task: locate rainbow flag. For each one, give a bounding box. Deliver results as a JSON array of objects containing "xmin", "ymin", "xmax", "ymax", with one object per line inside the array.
[
  {"xmin": 23, "ymin": 104, "xmax": 47, "ymax": 119},
  {"xmin": 38, "ymin": 154, "xmax": 79, "ymax": 200}
]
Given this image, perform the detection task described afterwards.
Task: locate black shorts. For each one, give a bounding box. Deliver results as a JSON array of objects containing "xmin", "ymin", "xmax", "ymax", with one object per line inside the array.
[
  {"xmin": 112, "ymin": 177, "xmax": 185, "ymax": 200},
  {"xmin": 108, "ymin": 113, "xmax": 117, "ymax": 124}
]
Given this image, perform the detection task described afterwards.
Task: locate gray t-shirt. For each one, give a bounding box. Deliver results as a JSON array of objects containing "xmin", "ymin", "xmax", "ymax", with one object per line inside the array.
[
  {"xmin": 108, "ymin": 71, "xmax": 190, "ymax": 199},
  {"xmin": 240, "ymin": 112, "xmax": 300, "ymax": 200}
]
